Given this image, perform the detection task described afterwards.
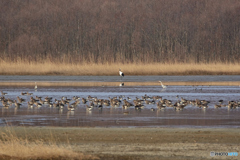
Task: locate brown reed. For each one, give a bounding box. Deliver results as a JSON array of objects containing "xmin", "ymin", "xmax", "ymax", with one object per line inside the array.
[
  {"xmin": 0, "ymin": 60, "xmax": 240, "ymax": 75},
  {"xmin": 0, "ymin": 126, "xmax": 97, "ymax": 160}
]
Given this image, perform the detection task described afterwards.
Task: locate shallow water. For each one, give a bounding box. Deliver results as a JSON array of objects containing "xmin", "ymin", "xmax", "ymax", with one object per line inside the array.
[
  {"xmin": 1, "ymin": 76, "xmax": 240, "ymax": 128},
  {"xmin": 1, "ymin": 75, "xmax": 240, "ymax": 82}
]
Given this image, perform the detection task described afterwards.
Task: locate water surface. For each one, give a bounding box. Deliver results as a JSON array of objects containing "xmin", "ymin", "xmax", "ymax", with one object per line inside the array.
[
  {"xmin": 1, "ymin": 75, "xmax": 240, "ymax": 82},
  {"xmin": 1, "ymin": 78, "xmax": 240, "ymax": 128}
]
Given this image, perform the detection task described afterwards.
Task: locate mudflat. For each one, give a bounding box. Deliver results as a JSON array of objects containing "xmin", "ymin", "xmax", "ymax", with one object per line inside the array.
[{"xmin": 0, "ymin": 127, "xmax": 239, "ymax": 160}]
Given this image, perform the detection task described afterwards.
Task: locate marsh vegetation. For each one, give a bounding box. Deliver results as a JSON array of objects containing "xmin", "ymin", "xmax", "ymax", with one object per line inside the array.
[
  {"xmin": 1, "ymin": 62, "xmax": 240, "ymax": 75},
  {"xmin": 1, "ymin": 1, "xmax": 240, "ymax": 76}
]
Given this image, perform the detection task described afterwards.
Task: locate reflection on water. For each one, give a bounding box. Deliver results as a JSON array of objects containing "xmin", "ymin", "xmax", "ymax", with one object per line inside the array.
[{"xmin": 0, "ymin": 84, "xmax": 240, "ymax": 128}]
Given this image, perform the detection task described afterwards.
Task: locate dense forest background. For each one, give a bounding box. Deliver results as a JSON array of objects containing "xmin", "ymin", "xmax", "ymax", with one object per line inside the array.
[{"xmin": 0, "ymin": 0, "xmax": 240, "ymax": 64}]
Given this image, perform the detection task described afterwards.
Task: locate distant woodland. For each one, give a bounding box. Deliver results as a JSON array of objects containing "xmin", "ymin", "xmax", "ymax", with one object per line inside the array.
[{"xmin": 1, "ymin": 0, "xmax": 240, "ymax": 64}]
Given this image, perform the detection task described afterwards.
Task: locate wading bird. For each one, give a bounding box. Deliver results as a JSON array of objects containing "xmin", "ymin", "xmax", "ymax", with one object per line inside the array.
[
  {"xmin": 35, "ymin": 82, "xmax": 37, "ymax": 91},
  {"xmin": 159, "ymin": 81, "xmax": 167, "ymax": 89},
  {"xmin": 119, "ymin": 68, "xmax": 124, "ymax": 81}
]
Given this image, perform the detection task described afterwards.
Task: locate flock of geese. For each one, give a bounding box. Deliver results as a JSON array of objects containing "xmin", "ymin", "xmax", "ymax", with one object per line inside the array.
[
  {"xmin": 0, "ymin": 69, "xmax": 239, "ymax": 113},
  {"xmin": 1, "ymin": 89, "xmax": 239, "ymax": 114}
]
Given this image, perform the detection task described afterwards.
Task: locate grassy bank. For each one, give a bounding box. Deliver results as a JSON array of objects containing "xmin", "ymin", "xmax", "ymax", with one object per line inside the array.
[
  {"xmin": 0, "ymin": 126, "xmax": 96, "ymax": 160},
  {"xmin": 0, "ymin": 61, "xmax": 240, "ymax": 75},
  {"xmin": 0, "ymin": 126, "xmax": 240, "ymax": 160}
]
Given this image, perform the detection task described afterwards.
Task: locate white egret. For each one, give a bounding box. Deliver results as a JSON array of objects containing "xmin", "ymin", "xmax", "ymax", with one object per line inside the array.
[{"xmin": 159, "ymin": 81, "xmax": 167, "ymax": 89}]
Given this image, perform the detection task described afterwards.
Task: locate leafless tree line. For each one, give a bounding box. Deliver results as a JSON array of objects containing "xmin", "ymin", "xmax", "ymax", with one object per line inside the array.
[{"xmin": 0, "ymin": 0, "xmax": 240, "ymax": 63}]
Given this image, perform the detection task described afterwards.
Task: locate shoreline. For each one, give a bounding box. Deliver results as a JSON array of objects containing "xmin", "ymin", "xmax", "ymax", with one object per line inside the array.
[
  {"xmin": 0, "ymin": 126, "xmax": 239, "ymax": 159},
  {"xmin": 1, "ymin": 72, "xmax": 240, "ymax": 76},
  {"xmin": 0, "ymin": 81, "xmax": 240, "ymax": 87}
]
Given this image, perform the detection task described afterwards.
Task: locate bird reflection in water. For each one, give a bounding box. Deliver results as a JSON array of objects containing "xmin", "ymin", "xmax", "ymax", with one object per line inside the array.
[{"xmin": 67, "ymin": 111, "xmax": 74, "ymax": 119}]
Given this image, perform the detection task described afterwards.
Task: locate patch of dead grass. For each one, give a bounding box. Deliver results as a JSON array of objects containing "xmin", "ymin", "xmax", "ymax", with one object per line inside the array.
[
  {"xmin": 0, "ymin": 126, "xmax": 98, "ymax": 160},
  {"xmin": 1, "ymin": 61, "xmax": 240, "ymax": 75}
]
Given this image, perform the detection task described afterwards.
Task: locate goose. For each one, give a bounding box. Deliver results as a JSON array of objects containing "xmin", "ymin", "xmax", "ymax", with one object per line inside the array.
[
  {"xmin": 35, "ymin": 96, "xmax": 42, "ymax": 100},
  {"xmin": 53, "ymin": 103, "xmax": 59, "ymax": 108},
  {"xmin": 7, "ymin": 98, "xmax": 14, "ymax": 105},
  {"xmin": 1, "ymin": 91, "xmax": 7, "ymax": 95},
  {"xmin": 67, "ymin": 104, "xmax": 75, "ymax": 111},
  {"xmin": 27, "ymin": 92, "xmax": 33, "ymax": 95},
  {"xmin": 72, "ymin": 96, "xmax": 80, "ymax": 101},
  {"xmin": 151, "ymin": 108, "xmax": 155, "ymax": 111},
  {"xmin": 86, "ymin": 105, "xmax": 93, "ymax": 111},
  {"xmin": 175, "ymin": 105, "xmax": 184, "ymax": 110},
  {"xmin": 123, "ymin": 100, "xmax": 134, "ymax": 107},
  {"xmin": 214, "ymin": 104, "xmax": 222, "ymax": 108},
  {"xmin": 14, "ymin": 100, "xmax": 22, "ymax": 108},
  {"xmin": 45, "ymin": 96, "xmax": 53, "ymax": 101},
  {"xmin": 3, "ymin": 104, "xmax": 10, "ymax": 108},
  {"xmin": 98, "ymin": 104, "xmax": 103, "ymax": 110},
  {"xmin": 157, "ymin": 102, "xmax": 166, "ymax": 110},
  {"xmin": 59, "ymin": 103, "xmax": 65, "ymax": 109},
  {"xmin": 21, "ymin": 92, "xmax": 27, "ymax": 95},
  {"xmin": 34, "ymin": 102, "xmax": 42, "ymax": 108},
  {"xmin": 27, "ymin": 102, "xmax": 34, "ymax": 108},
  {"xmin": 89, "ymin": 101, "xmax": 94, "ymax": 108},
  {"xmin": 17, "ymin": 96, "xmax": 25, "ymax": 103},
  {"xmin": 87, "ymin": 95, "xmax": 94, "ymax": 100},
  {"xmin": 135, "ymin": 105, "xmax": 142, "ymax": 110},
  {"xmin": 159, "ymin": 81, "xmax": 167, "ymax": 89},
  {"xmin": 202, "ymin": 105, "xmax": 208, "ymax": 109},
  {"xmin": 82, "ymin": 98, "xmax": 87, "ymax": 104},
  {"xmin": 103, "ymin": 100, "xmax": 110, "ymax": 106},
  {"xmin": 218, "ymin": 100, "xmax": 223, "ymax": 104}
]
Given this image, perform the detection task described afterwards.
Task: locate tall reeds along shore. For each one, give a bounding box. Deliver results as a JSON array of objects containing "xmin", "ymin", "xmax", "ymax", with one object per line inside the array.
[
  {"xmin": 0, "ymin": 126, "xmax": 95, "ymax": 160},
  {"xmin": 0, "ymin": 61, "xmax": 240, "ymax": 76}
]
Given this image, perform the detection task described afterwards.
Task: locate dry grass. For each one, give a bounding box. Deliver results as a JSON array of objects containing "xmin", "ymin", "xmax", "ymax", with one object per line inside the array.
[
  {"xmin": 0, "ymin": 126, "xmax": 97, "ymax": 160},
  {"xmin": 1, "ymin": 126, "xmax": 240, "ymax": 160},
  {"xmin": 0, "ymin": 81, "xmax": 240, "ymax": 87},
  {"xmin": 0, "ymin": 61, "xmax": 240, "ymax": 75}
]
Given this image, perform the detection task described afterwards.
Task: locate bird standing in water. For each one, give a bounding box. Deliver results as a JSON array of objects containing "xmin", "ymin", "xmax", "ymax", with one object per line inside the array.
[
  {"xmin": 159, "ymin": 81, "xmax": 167, "ymax": 89},
  {"xmin": 119, "ymin": 68, "xmax": 124, "ymax": 81},
  {"xmin": 35, "ymin": 82, "xmax": 37, "ymax": 91}
]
